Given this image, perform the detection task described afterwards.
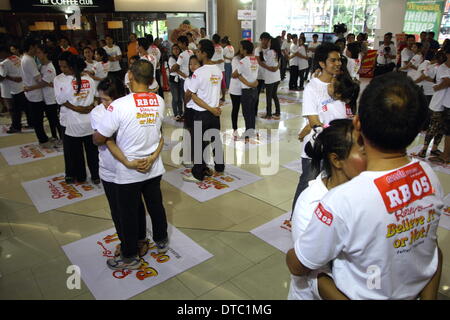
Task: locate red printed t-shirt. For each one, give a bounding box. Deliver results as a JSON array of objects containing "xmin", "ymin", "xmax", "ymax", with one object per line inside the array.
[
  {"xmin": 96, "ymin": 92, "xmax": 165, "ymax": 184},
  {"xmin": 294, "ymin": 159, "xmax": 444, "ymax": 299}
]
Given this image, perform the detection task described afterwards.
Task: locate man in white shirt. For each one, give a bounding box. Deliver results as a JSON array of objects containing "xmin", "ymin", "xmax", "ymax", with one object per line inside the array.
[
  {"xmin": 375, "ymin": 33, "xmax": 397, "ymax": 76},
  {"xmin": 280, "ymin": 33, "xmax": 291, "ymax": 81},
  {"xmin": 289, "ymin": 34, "xmax": 300, "ymax": 90},
  {"xmin": 400, "ymin": 35, "xmax": 415, "ymax": 75},
  {"xmin": 21, "ymin": 38, "xmax": 51, "ymax": 147},
  {"xmin": 184, "ymin": 39, "xmax": 224, "ymax": 182},
  {"xmin": 0, "ymin": 46, "xmax": 31, "ymax": 133},
  {"xmin": 198, "ymin": 28, "xmax": 209, "ymax": 43},
  {"xmin": 307, "ymin": 34, "xmax": 321, "ymax": 79},
  {"xmin": 211, "ymin": 34, "xmax": 226, "ymax": 103},
  {"xmin": 287, "ymin": 72, "xmax": 444, "ymax": 300},
  {"xmin": 291, "ymin": 43, "xmax": 342, "ymax": 212},
  {"xmin": 187, "ymin": 32, "xmax": 198, "ymax": 51},
  {"xmin": 103, "ymin": 35, "xmax": 122, "ymax": 80},
  {"xmin": 94, "ymin": 59, "xmax": 168, "ymax": 270},
  {"xmin": 172, "ymin": 36, "xmax": 194, "ymax": 116},
  {"xmin": 147, "ymin": 34, "xmax": 164, "ymax": 97}
]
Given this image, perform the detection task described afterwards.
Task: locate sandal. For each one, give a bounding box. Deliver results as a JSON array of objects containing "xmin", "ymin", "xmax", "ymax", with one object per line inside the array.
[
  {"xmin": 114, "ymin": 239, "xmax": 150, "ymax": 258},
  {"xmin": 415, "ymin": 149, "xmax": 427, "ymax": 158}
]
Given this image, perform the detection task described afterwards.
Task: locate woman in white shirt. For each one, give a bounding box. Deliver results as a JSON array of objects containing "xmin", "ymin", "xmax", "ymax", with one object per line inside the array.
[
  {"xmin": 221, "ymin": 36, "xmax": 235, "ymax": 91},
  {"xmin": 168, "ymin": 44, "xmax": 183, "ymax": 120},
  {"xmin": 345, "ymin": 42, "xmax": 362, "ymax": 81},
  {"xmin": 54, "ymin": 54, "xmax": 99, "ymax": 185},
  {"xmin": 229, "ymin": 52, "xmax": 242, "ymax": 136},
  {"xmin": 290, "ymin": 119, "xmax": 366, "ymax": 300},
  {"xmin": 103, "ymin": 35, "xmax": 122, "ymax": 81},
  {"xmin": 261, "ymin": 37, "xmax": 281, "ymax": 120},
  {"xmin": 400, "ymin": 42, "xmax": 424, "ymax": 80}
]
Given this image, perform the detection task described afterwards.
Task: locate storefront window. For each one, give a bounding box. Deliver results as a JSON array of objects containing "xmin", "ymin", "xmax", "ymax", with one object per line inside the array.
[{"xmin": 267, "ymin": 0, "xmax": 379, "ymax": 38}]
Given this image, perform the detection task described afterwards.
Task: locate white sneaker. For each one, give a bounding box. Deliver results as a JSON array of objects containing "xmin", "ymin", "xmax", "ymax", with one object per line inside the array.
[{"xmin": 182, "ymin": 173, "xmax": 201, "ymax": 183}]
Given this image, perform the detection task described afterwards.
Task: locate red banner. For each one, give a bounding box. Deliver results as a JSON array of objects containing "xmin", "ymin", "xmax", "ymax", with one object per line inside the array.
[{"xmin": 359, "ymin": 49, "xmax": 377, "ymax": 78}]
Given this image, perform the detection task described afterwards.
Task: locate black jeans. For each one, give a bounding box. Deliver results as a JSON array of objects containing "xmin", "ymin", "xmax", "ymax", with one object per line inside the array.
[
  {"xmin": 102, "ymin": 179, "xmax": 147, "ymax": 247},
  {"xmin": 241, "ymin": 88, "xmax": 257, "ymax": 137},
  {"xmin": 291, "ymin": 158, "xmax": 315, "ymax": 214},
  {"xmin": 265, "ymin": 81, "xmax": 280, "ymax": 117},
  {"xmin": 63, "ymin": 134, "xmax": 99, "ymax": 181},
  {"xmin": 289, "ymin": 65, "xmax": 299, "ymax": 89},
  {"xmin": 169, "ymin": 80, "xmax": 183, "ymax": 117},
  {"xmin": 114, "ymin": 175, "xmax": 168, "ymax": 258},
  {"xmin": 298, "ymin": 68, "xmax": 308, "ymax": 89},
  {"xmin": 179, "ymin": 78, "xmax": 186, "ymax": 115},
  {"xmin": 280, "ymin": 55, "xmax": 287, "ymax": 80},
  {"xmin": 11, "ymin": 92, "xmax": 32, "ymax": 130},
  {"xmin": 191, "ymin": 110, "xmax": 225, "ymax": 181},
  {"xmin": 28, "ymin": 101, "xmax": 49, "ymax": 143},
  {"xmin": 108, "ymin": 70, "xmax": 122, "ymax": 82},
  {"xmin": 230, "ymin": 94, "xmax": 242, "ymax": 131},
  {"xmin": 44, "ymin": 104, "xmax": 62, "ymax": 139},
  {"xmin": 255, "ymin": 79, "xmax": 265, "ymax": 116},
  {"xmin": 155, "ymin": 69, "xmax": 164, "ymax": 97}
]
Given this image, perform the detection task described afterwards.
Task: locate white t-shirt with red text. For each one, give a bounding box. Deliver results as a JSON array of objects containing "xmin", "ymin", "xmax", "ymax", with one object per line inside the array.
[
  {"xmin": 40, "ymin": 62, "xmax": 57, "ymax": 105},
  {"xmin": 0, "ymin": 55, "xmax": 24, "ymax": 95},
  {"xmin": 212, "ymin": 44, "xmax": 225, "ymax": 72},
  {"xmin": 294, "ymin": 160, "xmax": 444, "ymax": 300},
  {"xmin": 147, "ymin": 45, "xmax": 161, "ymax": 69},
  {"xmin": 21, "ymin": 54, "xmax": 43, "ymax": 102},
  {"xmin": 237, "ymin": 55, "xmax": 259, "ymax": 90},
  {"xmin": 53, "ymin": 73, "xmax": 71, "ymax": 127},
  {"xmin": 176, "ymin": 49, "xmax": 194, "ymax": 80},
  {"xmin": 407, "ymin": 54, "xmax": 424, "ymax": 80},
  {"xmin": 187, "ymin": 64, "xmax": 223, "ymax": 112},
  {"xmin": 263, "ymin": 50, "xmax": 281, "ymax": 85},
  {"xmin": 229, "ymin": 56, "xmax": 242, "ymax": 96},
  {"xmin": 96, "ymin": 92, "xmax": 165, "ymax": 184},
  {"xmin": 58, "ymin": 75, "xmax": 96, "ymax": 137},
  {"xmin": 429, "ymin": 63, "xmax": 450, "ymax": 112}
]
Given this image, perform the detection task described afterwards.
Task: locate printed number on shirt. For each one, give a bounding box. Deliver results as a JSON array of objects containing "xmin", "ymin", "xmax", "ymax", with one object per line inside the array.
[
  {"xmin": 374, "ymin": 162, "xmax": 433, "ymax": 213},
  {"xmin": 314, "ymin": 203, "xmax": 333, "ymax": 226},
  {"xmin": 133, "ymin": 93, "xmax": 160, "ymax": 126}
]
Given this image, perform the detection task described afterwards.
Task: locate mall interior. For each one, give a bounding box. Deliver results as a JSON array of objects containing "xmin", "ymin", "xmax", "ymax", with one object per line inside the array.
[{"xmin": 0, "ymin": 0, "xmax": 449, "ymax": 301}]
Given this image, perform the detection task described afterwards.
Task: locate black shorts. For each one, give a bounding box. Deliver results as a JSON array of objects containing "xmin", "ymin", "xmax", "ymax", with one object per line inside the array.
[{"xmin": 444, "ymin": 107, "xmax": 450, "ymax": 136}]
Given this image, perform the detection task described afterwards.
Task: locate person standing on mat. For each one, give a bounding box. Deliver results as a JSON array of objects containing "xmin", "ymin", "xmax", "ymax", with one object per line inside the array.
[{"xmin": 94, "ymin": 59, "xmax": 169, "ymax": 270}]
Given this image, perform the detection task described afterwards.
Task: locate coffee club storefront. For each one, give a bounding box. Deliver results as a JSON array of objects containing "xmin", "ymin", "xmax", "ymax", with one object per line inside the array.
[{"xmin": 0, "ymin": 0, "xmax": 208, "ymax": 49}]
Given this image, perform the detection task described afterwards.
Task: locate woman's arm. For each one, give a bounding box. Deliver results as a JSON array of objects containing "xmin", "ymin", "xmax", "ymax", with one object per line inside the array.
[
  {"xmin": 105, "ymin": 138, "xmax": 143, "ymax": 169},
  {"xmin": 191, "ymin": 93, "xmax": 221, "ymax": 116},
  {"xmin": 62, "ymin": 102, "xmax": 95, "ymax": 114},
  {"xmin": 238, "ymin": 75, "xmax": 258, "ymax": 88},
  {"xmin": 137, "ymin": 136, "xmax": 165, "ymax": 173}
]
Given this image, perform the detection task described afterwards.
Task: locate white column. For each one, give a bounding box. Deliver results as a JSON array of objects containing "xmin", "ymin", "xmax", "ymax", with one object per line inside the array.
[
  {"xmin": 254, "ymin": 0, "xmax": 267, "ymax": 41},
  {"xmin": 374, "ymin": 0, "xmax": 407, "ymax": 49}
]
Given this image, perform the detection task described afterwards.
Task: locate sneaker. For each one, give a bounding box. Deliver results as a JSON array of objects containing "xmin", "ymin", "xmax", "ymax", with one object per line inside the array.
[
  {"xmin": 39, "ymin": 141, "xmax": 54, "ymax": 149},
  {"xmin": 155, "ymin": 238, "xmax": 169, "ymax": 253},
  {"xmin": 54, "ymin": 139, "xmax": 63, "ymax": 148},
  {"xmin": 92, "ymin": 178, "xmax": 101, "ymax": 185},
  {"xmin": 182, "ymin": 173, "xmax": 202, "ymax": 183},
  {"xmin": 65, "ymin": 176, "xmax": 75, "ymax": 184},
  {"xmin": 106, "ymin": 255, "xmax": 141, "ymax": 271},
  {"xmin": 6, "ymin": 128, "xmax": 21, "ymax": 134}
]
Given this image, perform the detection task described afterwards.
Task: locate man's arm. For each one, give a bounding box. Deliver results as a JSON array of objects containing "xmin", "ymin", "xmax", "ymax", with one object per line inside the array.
[
  {"xmin": 286, "ymin": 248, "xmax": 312, "ymax": 276},
  {"xmin": 306, "ymin": 115, "xmax": 322, "ymax": 128},
  {"xmin": 419, "ymin": 247, "xmax": 443, "ymax": 300},
  {"xmin": 93, "ymin": 130, "xmax": 108, "ymax": 146}
]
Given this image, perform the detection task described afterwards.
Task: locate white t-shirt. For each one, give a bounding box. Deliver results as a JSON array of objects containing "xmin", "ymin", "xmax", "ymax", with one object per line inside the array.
[
  {"xmin": 295, "ymin": 160, "xmax": 444, "ymax": 300},
  {"xmin": 168, "ymin": 56, "xmax": 179, "ymax": 79},
  {"xmin": 223, "ymin": 45, "xmax": 235, "ymax": 63},
  {"xmin": 229, "ymin": 56, "xmax": 242, "ymax": 96},
  {"xmin": 346, "ymin": 57, "xmax": 361, "ymax": 80},
  {"xmin": 281, "ymin": 40, "xmax": 290, "ymax": 52},
  {"xmin": 237, "ymin": 55, "xmax": 259, "ymax": 90},
  {"xmin": 176, "ymin": 49, "xmax": 194, "ymax": 80},
  {"xmin": 401, "ymin": 47, "xmax": 414, "ymax": 69},
  {"xmin": 407, "ymin": 54, "xmax": 424, "ymax": 80},
  {"xmin": 212, "ymin": 44, "xmax": 225, "ymax": 72},
  {"xmin": 0, "ymin": 62, "xmax": 11, "ymax": 99},
  {"xmin": 124, "ymin": 70, "xmax": 158, "ymax": 92},
  {"xmin": 103, "ymin": 45, "xmax": 122, "ymax": 72},
  {"xmin": 254, "ymin": 47, "xmax": 267, "ymax": 80},
  {"xmin": 40, "ymin": 62, "xmax": 56, "ymax": 105},
  {"xmin": 289, "ymin": 172, "xmax": 330, "ymax": 300},
  {"xmin": 417, "ymin": 60, "xmax": 436, "ymax": 96},
  {"xmin": 429, "ymin": 63, "xmax": 450, "ymax": 112},
  {"xmin": 54, "ymin": 73, "xmax": 71, "ymax": 126},
  {"xmin": 96, "ymin": 92, "xmax": 165, "ymax": 184},
  {"xmin": 21, "ymin": 54, "xmax": 43, "ymax": 102},
  {"xmin": 307, "ymin": 41, "xmax": 321, "ymax": 58},
  {"xmin": 139, "ymin": 54, "xmax": 157, "ymax": 78},
  {"xmin": 263, "ymin": 50, "xmax": 280, "ymax": 84},
  {"xmin": 0, "ymin": 55, "xmax": 24, "ymax": 95},
  {"xmin": 59, "ymin": 75, "xmax": 96, "ymax": 137},
  {"xmin": 90, "ymin": 103, "xmax": 118, "ymax": 182},
  {"xmin": 184, "ymin": 78, "xmax": 195, "ymax": 109},
  {"xmin": 188, "ymin": 42, "xmax": 198, "ymax": 51},
  {"xmin": 377, "ymin": 44, "xmax": 397, "ymax": 65},
  {"xmin": 187, "ymin": 64, "xmax": 222, "ymax": 112},
  {"xmin": 290, "ymin": 43, "xmax": 299, "ymax": 67},
  {"xmin": 148, "ymin": 45, "xmax": 161, "ymax": 69},
  {"xmin": 301, "ymin": 78, "xmax": 338, "ymax": 159},
  {"xmin": 297, "ymin": 45, "xmax": 309, "ymax": 70}
]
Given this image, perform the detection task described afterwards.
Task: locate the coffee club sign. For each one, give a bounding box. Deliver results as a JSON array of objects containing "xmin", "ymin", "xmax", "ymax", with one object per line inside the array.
[
  {"xmin": 10, "ymin": 0, "xmax": 115, "ymax": 13},
  {"xmin": 403, "ymin": 0, "xmax": 445, "ymax": 37}
]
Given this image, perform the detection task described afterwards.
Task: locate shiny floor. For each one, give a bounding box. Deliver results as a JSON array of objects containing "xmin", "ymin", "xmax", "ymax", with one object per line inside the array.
[{"xmin": 0, "ymin": 79, "xmax": 449, "ymax": 300}]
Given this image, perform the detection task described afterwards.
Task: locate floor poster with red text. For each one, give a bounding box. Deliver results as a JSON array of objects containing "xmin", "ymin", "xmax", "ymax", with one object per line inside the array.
[
  {"xmin": 22, "ymin": 173, "xmax": 104, "ymax": 213},
  {"xmin": 408, "ymin": 145, "xmax": 450, "ymax": 175},
  {"xmin": 162, "ymin": 165, "xmax": 262, "ymax": 202},
  {"xmin": 250, "ymin": 212, "xmax": 293, "ymax": 254},
  {"xmin": 62, "ymin": 222, "xmax": 213, "ymax": 300},
  {"xmin": 0, "ymin": 142, "xmax": 63, "ymax": 165}
]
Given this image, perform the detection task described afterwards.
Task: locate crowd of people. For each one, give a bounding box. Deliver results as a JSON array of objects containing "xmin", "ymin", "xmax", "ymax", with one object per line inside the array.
[{"xmin": 0, "ymin": 26, "xmax": 448, "ymax": 299}]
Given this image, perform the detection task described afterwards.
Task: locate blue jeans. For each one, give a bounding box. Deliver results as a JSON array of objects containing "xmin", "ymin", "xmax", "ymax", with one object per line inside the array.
[
  {"xmin": 291, "ymin": 158, "xmax": 314, "ymax": 213},
  {"xmin": 224, "ymin": 63, "xmax": 232, "ymax": 89}
]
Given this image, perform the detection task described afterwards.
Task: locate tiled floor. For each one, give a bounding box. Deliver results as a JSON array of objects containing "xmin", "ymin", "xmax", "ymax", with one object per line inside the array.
[{"xmin": 0, "ymin": 79, "xmax": 449, "ymax": 300}]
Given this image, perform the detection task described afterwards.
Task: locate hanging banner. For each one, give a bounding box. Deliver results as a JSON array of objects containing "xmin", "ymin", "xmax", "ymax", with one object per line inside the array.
[
  {"xmin": 359, "ymin": 49, "xmax": 377, "ymax": 78},
  {"xmin": 403, "ymin": 0, "xmax": 446, "ymax": 36},
  {"xmin": 238, "ymin": 10, "xmax": 257, "ymax": 21}
]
